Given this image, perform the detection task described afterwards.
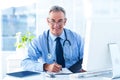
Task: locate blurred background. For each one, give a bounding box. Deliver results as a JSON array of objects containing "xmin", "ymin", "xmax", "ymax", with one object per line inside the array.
[{"xmin": 0, "ymin": 0, "xmax": 120, "ymax": 79}]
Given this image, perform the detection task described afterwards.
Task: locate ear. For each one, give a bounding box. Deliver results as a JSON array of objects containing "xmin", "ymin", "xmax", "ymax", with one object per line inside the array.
[
  {"xmin": 47, "ymin": 18, "xmax": 49, "ymax": 24},
  {"xmin": 64, "ymin": 18, "xmax": 67, "ymax": 24}
]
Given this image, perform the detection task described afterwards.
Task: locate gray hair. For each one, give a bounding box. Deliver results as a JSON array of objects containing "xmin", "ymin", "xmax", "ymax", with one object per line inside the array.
[{"xmin": 49, "ymin": 5, "xmax": 66, "ymax": 17}]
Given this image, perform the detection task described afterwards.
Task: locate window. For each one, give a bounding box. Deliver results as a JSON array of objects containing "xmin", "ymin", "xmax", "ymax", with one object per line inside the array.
[{"xmin": 1, "ymin": 4, "xmax": 36, "ymax": 51}]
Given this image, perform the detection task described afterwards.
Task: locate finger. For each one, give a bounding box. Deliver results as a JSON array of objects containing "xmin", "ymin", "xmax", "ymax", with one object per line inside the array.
[
  {"xmin": 54, "ymin": 63, "xmax": 62, "ymax": 68},
  {"xmin": 46, "ymin": 63, "xmax": 57, "ymax": 72},
  {"xmin": 53, "ymin": 64, "xmax": 62, "ymax": 72},
  {"xmin": 52, "ymin": 68, "xmax": 60, "ymax": 72}
]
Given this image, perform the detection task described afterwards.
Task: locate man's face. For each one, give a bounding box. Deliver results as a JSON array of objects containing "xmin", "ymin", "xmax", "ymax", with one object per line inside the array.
[{"xmin": 47, "ymin": 11, "xmax": 66, "ymax": 36}]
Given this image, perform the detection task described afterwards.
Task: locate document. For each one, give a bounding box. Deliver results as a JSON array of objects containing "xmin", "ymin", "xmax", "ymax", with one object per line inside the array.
[
  {"xmin": 45, "ymin": 68, "xmax": 72, "ymax": 78},
  {"xmin": 55, "ymin": 68, "xmax": 72, "ymax": 75}
]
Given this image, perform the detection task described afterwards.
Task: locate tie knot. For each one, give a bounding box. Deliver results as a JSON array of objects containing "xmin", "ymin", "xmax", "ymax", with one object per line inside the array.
[{"xmin": 55, "ymin": 37, "xmax": 61, "ymax": 41}]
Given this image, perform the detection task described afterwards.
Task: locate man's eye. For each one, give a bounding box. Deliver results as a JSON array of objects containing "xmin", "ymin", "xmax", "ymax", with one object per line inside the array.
[
  {"xmin": 59, "ymin": 21, "xmax": 62, "ymax": 22},
  {"xmin": 49, "ymin": 20, "xmax": 55, "ymax": 22},
  {"xmin": 51, "ymin": 21, "xmax": 55, "ymax": 22},
  {"xmin": 58, "ymin": 19, "xmax": 64, "ymax": 22}
]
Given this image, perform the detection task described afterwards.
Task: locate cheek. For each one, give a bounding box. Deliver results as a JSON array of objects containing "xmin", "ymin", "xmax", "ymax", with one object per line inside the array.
[{"xmin": 49, "ymin": 25, "xmax": 53, "ymax": 29}]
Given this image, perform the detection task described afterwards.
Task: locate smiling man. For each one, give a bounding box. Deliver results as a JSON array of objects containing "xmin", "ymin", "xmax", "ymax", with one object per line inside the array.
[
  {"xmin": 47, "ymin": 8, "xmax": 66, "ymax": 36},
  {"xmin": 21, "ymin": 5, "xmax": 85, "ymax": 73}
]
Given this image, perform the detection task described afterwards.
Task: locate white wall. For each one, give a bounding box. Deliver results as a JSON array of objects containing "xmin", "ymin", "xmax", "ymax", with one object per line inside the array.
[
  {"xmin": 0, "ymin": 54, "xmax": 2, "ymax": 80},
  {"xmin": 0, "ymin": 52, "xmax": 13, "ymax": 79},
  {"xmin": 0, "ymin": 8, "xmax": 2, "ymax": 80}
]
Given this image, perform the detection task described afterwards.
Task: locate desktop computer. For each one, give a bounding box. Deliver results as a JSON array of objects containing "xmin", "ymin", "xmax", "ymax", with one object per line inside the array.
[
  {"xmin": 83, "ymin": 17, "xmax": 120, "ymax": 72},
  {"xmin": 69, "ymin": 17, "xmax": 120, "ymax": 79}
]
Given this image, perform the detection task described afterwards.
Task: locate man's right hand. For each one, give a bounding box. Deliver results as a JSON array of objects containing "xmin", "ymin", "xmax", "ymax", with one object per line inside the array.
[{"xmin": 44, "ymin": 63, "xmax": 62, "ymax": 72}]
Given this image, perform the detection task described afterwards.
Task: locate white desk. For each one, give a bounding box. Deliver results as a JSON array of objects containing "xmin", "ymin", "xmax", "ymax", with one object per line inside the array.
[
  {"xmin": 3, "ymin": 69, "xmax": 120, "ymax": 80},
  {"xmin": 3, "ymin": 72, "xmax": 103, "ymax": 80},
  {"xmin": 4, "ymin": 71, "xmax": 120, "ymax": 80}
]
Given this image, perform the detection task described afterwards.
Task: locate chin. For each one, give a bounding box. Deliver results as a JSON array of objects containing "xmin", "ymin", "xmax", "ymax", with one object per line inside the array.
[
  {"xmin": 53, "ymin": 32, "xmax": 61, "ymax": 36},
  {"xmin": 54, "ymin": 33, "xmax": 60, "ymax": 36},
  {"xmin": 51, "ymin": 29, "xmax": 62, "ymax": 36}
]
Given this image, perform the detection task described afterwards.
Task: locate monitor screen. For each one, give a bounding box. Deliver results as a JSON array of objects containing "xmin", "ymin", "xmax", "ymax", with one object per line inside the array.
[{"xmin": 82, "ymin": 17, "xmax": 120, "ymax": 72}]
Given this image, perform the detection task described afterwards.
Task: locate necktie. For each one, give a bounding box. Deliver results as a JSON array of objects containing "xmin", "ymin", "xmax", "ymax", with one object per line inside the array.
[{"xmin": 55, "ymin": 37, "xmax": 65, "ymax": 67}]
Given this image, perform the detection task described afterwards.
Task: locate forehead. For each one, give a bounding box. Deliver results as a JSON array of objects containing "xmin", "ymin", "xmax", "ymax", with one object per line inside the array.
[{"xmin": 49, "ymin": 11, "xmax": 65, "ymax": 20}]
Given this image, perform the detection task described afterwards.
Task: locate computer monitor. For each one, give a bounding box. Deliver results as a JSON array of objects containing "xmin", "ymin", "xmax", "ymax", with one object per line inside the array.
[{"xmin": 82, "ymin": 17, "xmax": 120, "ymax": 72}]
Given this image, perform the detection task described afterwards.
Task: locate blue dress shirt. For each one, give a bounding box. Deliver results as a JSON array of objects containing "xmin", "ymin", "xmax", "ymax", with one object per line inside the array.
[{"xmin": 21, "ymin": 28, "xmax": 84, "ymax": 72}]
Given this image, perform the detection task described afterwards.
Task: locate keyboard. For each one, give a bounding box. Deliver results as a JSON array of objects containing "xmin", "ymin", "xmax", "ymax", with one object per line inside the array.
[{"xmin": 69, "ymin": 68, "xmax": 112, "ymax": 78}]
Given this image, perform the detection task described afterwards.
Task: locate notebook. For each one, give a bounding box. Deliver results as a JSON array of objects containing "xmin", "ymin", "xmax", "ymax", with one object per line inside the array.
[
  {"xmin": 102, "ymin": 43, "xmax": 120, "ymax": 79},
  {"xmin": 7, "ymin": 71, "xmax": 40, "ymax": 78}
]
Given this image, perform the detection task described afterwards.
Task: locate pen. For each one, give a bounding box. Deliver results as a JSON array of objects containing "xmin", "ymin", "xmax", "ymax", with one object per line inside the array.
[{"xmin": 53, "ymin": 60, "xmax": 62, "ymax": 72}]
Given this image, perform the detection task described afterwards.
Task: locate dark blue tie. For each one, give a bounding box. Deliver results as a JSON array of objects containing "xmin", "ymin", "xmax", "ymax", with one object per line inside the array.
[{"xmin": 55, "ymin": 37, "xmax": 65, "ymax": 67}]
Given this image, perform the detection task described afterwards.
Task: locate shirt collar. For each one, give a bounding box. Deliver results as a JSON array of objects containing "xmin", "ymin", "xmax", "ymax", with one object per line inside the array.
[{"xmin": 49, "ymin": 30, "xmax": 65, "ymax": 41}]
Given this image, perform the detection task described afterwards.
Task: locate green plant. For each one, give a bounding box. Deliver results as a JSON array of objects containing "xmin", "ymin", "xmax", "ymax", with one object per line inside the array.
[{"xmin": 15, "ymin": 32, "xmax": 35, "ymax": 48}]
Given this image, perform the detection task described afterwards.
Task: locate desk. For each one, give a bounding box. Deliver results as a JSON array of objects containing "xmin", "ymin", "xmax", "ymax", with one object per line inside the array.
[
  {"xmin": 5, "ymin": 75, "xmax": 120, "ymax": 80},
  {"xmin": 3, "ymin": 71, "xmax": 120, "ymax": 80},
  {"xmin": 4, "ymin": 72, "xmax": 120, "ymax": 80},
  {"xmin": 3, "ymin": 72, "xmax": 103, "ymax": 80}
]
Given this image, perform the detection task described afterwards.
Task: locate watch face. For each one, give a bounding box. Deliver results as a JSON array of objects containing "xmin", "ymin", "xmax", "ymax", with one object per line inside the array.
[{"xmin": 47, "ymin": 53, "xmax": 52, "ymax": 59}]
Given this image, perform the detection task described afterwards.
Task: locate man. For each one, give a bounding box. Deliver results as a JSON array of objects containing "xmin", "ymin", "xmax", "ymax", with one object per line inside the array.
[{"xmin": 21, "ymin": 5, "xmax": 84, "ymax": 73}]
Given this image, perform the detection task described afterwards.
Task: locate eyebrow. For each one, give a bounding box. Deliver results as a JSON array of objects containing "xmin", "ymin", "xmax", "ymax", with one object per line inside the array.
[{"xmin": 49, "ymin": 19, "xmax": 64, "ymax": 22}]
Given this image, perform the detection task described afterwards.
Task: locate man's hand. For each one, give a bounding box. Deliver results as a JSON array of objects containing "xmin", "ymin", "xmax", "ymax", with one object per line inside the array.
[
  {"xmin": 44, "ymin": 63, "xmax": 62, "ymax": 72},
  {"xmin": 80, "ymin": 69, "xmax": 87, "ymax": 72}
]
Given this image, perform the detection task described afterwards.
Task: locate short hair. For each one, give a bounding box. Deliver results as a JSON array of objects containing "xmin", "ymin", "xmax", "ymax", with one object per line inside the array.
[{"xmin": 49, "ymin": 5, "xmax": 66, "ymax": 17}]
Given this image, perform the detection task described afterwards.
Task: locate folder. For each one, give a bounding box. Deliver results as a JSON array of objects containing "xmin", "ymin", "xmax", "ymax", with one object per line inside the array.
[{"xmin": 7, "ymin": 71, "xmax": 40, "ymax": 78}]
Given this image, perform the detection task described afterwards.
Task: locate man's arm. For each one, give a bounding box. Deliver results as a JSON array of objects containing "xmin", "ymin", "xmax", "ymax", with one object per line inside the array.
[
  {"xmin": 68, "ymin": 33, "xmax": 84, "ymax": 73},
  {"xmin": 21, "ymin": 58, "xmax": 44, "ymax": 72},
  {"xmin": 21, "ymin": 38, "xmax": 45, "ymax": 72},
  {"xmin": 68, "ymin": 59, "xmax": 83, "ymax": 73}
]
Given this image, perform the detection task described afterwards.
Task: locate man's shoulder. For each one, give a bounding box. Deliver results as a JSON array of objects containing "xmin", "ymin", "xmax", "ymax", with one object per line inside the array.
[
  {"xmin": 34, "ymin": 30, "xmax": 48, "ymax": 41},
  {"xmin": 64, "ymin": 28, "xmax": 79, "ymax": 36}
]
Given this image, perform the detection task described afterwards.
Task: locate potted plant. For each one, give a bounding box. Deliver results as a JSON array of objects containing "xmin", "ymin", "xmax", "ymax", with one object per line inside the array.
[
  {"xmin": 15, "ymin": 31, "xmax": 35, "ymax": 48},
  {"xmin": 15, "ymin": 31, "xmax": 35, "ymax": 56}
]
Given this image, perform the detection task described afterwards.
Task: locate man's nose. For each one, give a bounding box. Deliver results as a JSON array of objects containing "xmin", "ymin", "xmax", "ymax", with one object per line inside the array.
[{"xmin": 54, "ymin": 22, "xmax": 59, "ymax": 27}]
